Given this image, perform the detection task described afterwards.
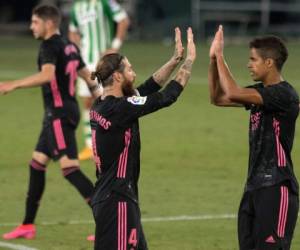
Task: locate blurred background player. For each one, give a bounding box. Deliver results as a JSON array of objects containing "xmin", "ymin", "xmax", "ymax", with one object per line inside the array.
[
  {"xmin": 68, "ymin": 0, "xmax": 130, "ymax": 161},
  {"xmin": 90, "ymin": 27, "xmax": 196, "ymax": 249},
  {"xmin": 0, "ymin": 4, "xmax": 101, "ymax": 240}
]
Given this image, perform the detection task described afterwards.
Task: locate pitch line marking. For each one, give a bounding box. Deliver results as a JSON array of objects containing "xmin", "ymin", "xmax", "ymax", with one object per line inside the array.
[
  {"xmin": 142, "ymin": 214, "xmax": 237, "ymax": 222},
  {"xmin": 0, "ymin": 241, "xmax": 38, "ymax": 250},
  {"xmin": 1, "ymin": 212, "xmax": 299, "ymax": 227},
  {"xmin": 0, "ymin": 213, "xmax": 237, "ymax": 227}
]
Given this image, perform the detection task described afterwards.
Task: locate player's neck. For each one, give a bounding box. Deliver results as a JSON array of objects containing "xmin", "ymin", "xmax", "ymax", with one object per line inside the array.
[
  {"xmin": 102, "ymin": 87, "xmax": 124, "ymax": 99},
  {"xmin": 262, "ymin": 73, "xmax": 283, "ymax": 86},
  {"xmin": 44, "ymin": 29, "xmax": 60, "ymax": 40}
]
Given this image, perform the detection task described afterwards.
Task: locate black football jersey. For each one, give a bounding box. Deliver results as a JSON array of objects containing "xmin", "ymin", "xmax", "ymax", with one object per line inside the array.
[
  {"xmin": 90, "ymin": 78, "xmax": 183, "ymax": 205},
  {"xmin": 246, "ymin": 81, "xmax": 299, "ymax": 194},
  {"xmin": 38, "ymin": 34, "xmax": 85, "ymax": 115}
]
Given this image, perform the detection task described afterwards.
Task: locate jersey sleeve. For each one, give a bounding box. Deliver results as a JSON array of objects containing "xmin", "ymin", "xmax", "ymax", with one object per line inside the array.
[
  {"xmin": 136, "ymin": 77, "xmax": 161, "ymax": 96},
  {"xmin": 77, "ymin": 54, "xmax": 86, "ymax": 70},
  {"xmin": 69, "ymin": 5, "xmax": 79, "ymax": 32},
  {"xmin": 39, "ymin": 41, "xmax": 59, "ymax": 66},
  {"xmin": 256, "ymin": 84, "xmax": 292, "ymax": 112},
  {"xmin": 115, "ymin": 80, "xmax": 183, "ymax": 126},
  {"xmin": 105, "ymin": 0, "xmax": 128, "ymax": 22},
  {"xmin": 73, "ymin": 43, "xmax": 86, "ymax": 70},
  {"xmin": 244, "ymin": 83, "xmax": 262, "ymax": 110}
]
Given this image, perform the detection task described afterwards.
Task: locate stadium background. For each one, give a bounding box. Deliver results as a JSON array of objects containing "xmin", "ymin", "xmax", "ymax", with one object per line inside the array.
[{"xmin": 0, "ymin": 0, "xmax": 300, "ymax": 249}]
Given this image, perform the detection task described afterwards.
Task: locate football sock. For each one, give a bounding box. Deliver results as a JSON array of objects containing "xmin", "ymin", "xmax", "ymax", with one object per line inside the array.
[
  {"xmin": 23, "ymin": 159, "xmax": 46, "ymax": 224},
  {"xmin": 62, "ymin": 166, "xmax": 94, "ymax": 206}
]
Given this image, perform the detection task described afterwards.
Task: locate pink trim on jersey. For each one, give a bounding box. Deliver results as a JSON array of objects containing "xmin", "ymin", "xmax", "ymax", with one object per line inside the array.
[
  {"xmin": 118, "ymin": 202, "xmax": 127, "ymax": 250},
  {"xmin": 53, "ymin": 119, "xmax": 66, "ymax": 150},
  {"xmin": 273, "ymin": 118, "xmax": 286, "ymax": 167},
  {"xmin": 117, "ymin": 129, "xmax": 132, "ymax": 179},
  {"xmin": 50, "ymin": 77, "xmax": 63, "ymax": 107},
  {"xmin": 30, "ymin": 159, "xmax": 46, "ymax": 172},
  {"xmin": 91, "ymin": 129, "xmax": 101, "ymax": 172},
  {"xmin": 65, "ymin": 60, "xmax": 79, "ymax": 97},
  {"xmin": 277, "ymin": 186, "xmax": 289, "ymax": 238},
  {"xmin": 64, "ymin": 44, "xmax": 78, "ymax": 56}
]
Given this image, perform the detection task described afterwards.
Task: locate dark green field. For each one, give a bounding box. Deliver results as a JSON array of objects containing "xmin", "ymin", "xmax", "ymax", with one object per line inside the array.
[{"xmin": 0, "ymin": 36, "xmax": 299, "ymax": 250}]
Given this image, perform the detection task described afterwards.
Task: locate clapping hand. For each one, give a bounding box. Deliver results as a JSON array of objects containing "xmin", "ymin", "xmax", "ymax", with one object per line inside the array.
[
  {"xmin": 172, "ymin": 27, "xmax": 184, "ymax": 63},
  {"xmin": 185, "ymin": 27, "xmax": 196, "ymax": 63},
  {"xmin": 209, "ymin": 25, "xmax": 224, "ymax": 59}
]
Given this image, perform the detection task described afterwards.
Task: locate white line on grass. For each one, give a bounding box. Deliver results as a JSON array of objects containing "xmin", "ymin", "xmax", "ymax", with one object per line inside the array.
[
  {"xmin": 0, "ymin": 241, "xmax": 38, "ymax": 250},
  {"xmin": 142, "ymin": 214, "xmax": 237, "ymax": 222},
  {"xmin": 1, "ymin": 212, "xmax": 299, "ymax": 227},
  {"xmin": 0, "ymin": 213, "xmax": 237, "ymax": 228}
]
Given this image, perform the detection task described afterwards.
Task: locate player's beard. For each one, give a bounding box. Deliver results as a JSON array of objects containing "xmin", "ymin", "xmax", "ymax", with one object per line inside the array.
[{"xmin": 122, "ymin": 79, "xmax": 135, "ymax": 97}]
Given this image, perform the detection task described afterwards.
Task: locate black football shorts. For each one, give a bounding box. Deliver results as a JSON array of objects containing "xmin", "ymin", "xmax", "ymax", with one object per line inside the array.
[
  {"xmin": 238, "ymin": 182, "xmax": 299, "ymax": 250},
  {"xmin": 92, "ymin": 193, "xmax": 148, "ymax": 250},
  {"xmin": 35, "ymin": 113, "xmax": 79, "ymax": 161}
]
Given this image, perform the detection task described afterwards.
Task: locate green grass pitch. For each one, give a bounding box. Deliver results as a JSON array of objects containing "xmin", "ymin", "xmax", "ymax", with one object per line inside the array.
[{"xmin": 0, "ymin": 36, "xmax": 299, "ymax": 249}]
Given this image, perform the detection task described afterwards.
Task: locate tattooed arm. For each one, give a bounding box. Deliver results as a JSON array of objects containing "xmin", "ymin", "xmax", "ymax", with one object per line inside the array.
[
  {"xmin": 174, "ymin": 27, "xmax": 196, "ymax": 88},
  {"xmin": 152, "ymin": 27, "xmax": 184, "ymax": 87}
]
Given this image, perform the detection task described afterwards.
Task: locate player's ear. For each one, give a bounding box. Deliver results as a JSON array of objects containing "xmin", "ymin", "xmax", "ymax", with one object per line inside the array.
[
  {"xmin": 45, "ymin": 19, "xmax": 56, "ymax": 29},
  {"xmin": 45, "ymin": 19, "xmax": 52, "ymax": 29},
  {"xmin": 265, "ymin": 58, "xmax": 274, "ymax": 68},
  {"xmin": 113, "ymin": 71, "xmax": 123, "ymax": 83}
]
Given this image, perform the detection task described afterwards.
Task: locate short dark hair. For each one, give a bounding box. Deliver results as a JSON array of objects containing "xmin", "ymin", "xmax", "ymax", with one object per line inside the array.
[
  {"xmin": 32, "ymin": 5, "xmax": 61, "ymax": 27},
  {"xmin": 91, "ymin": 53, "xmax": 125, "ymax": 87},
  {"xmin": 249, "ymin": 36, "xmax": 288, "ymax": 71}
]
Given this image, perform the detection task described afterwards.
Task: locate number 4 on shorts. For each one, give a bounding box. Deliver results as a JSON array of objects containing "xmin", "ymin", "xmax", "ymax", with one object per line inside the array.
[{"xmin": 129, "ymin": 228, "xmax": 137, "ymax": 247}]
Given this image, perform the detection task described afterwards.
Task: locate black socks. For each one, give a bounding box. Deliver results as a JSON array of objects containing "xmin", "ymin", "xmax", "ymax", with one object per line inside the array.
[{"xmin": 23, "ymin": 159, "xmax": 46, "ymax": 224}]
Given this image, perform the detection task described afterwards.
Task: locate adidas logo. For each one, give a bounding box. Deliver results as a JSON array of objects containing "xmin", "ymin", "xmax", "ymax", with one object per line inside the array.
[{"xmin": 265, "ymin": 235, "xmax": 276, "ymax": 244}]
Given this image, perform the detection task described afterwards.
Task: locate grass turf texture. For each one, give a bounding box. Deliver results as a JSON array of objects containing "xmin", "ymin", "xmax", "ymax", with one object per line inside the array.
[{"xmin": 0, "ymin": 36, "xmax": 299, "ymax": 249}]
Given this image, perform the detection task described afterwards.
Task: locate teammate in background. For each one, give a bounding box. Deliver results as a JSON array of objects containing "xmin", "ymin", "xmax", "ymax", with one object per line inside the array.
[
  {"xmin": 69, "ymin": 0, "xmax": 130, "ymax": 161},
  {"xmin": 90, "ymin": 27, "xmax": 196, "ymax": 250},
  {"xmin": 0, "ymin": 5, "xmax": 101, "ymax": 240},
  {"xmin": 209, "ymin": 25, "xmax": 299, "ymax": 250}
]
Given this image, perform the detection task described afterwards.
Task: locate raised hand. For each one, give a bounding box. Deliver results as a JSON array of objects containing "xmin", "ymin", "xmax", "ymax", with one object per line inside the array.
[
  {"xmin": 185, "ymin": 27, "xmax": 196, "ymax": 63},
  {"xmin": 151, "ymin": 27, "xmax": 186, "ymax": 86},
  {"xmin": 180, "ymin": 27, "xmax": 196, "ymax": 74},
  {"xmin": 209, "ymin": 25, "xmax": 224, "ymax": 59},
  {"xmin": 215, "ymin": 25, "xmax": 224, "ymax": 57},
  {"xmin": 172, "ymin": 27, "xmax": 184, "ymax": 63},
  {"xmin": 209, "ymin": 27, "xmax": 218, "ymax": 59},
  {"xmin": 174, "ymin": 27, "xmax": 196, "ymax": 88}
]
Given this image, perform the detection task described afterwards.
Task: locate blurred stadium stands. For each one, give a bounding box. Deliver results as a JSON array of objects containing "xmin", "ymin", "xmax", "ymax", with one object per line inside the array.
[
  {"xmin": 0, "ymin": 0, "xmax": 300, "ymax": 40},
  {"xmin": 192, "ymin": 0, "xmax": 300, "ymax": 39}
]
